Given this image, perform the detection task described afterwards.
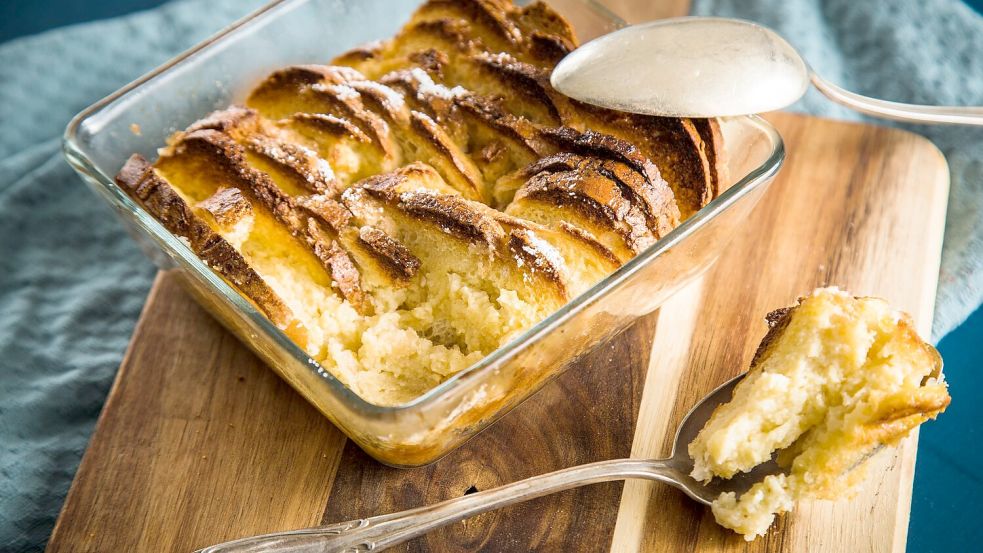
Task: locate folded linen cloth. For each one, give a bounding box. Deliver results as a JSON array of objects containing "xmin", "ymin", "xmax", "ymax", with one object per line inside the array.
[{"xmin": 0, "ymin": 0, "xmax": 979, "ymax": 550}]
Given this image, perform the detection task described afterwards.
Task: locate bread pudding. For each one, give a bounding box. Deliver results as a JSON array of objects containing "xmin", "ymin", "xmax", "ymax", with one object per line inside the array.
[
  {"xmin": 117, "ymin": 0, "xmax": 723, "ymax": 406},
  {"xmin": 688, "ymin": 288, "xmax": 950, "ymax": 539},
  {"xmin": 117, "ymin": 0, "xmax": 723, "ymax": 405}
]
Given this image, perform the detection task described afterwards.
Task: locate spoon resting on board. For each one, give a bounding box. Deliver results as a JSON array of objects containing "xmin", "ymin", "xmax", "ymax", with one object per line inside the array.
[
  {"xmin": 195, "ymin": 374, "xmax": 779, "ymax": 552},
  {"xmin": 551, "ymin": 17, "xmax": 983, "ymax": 125}
]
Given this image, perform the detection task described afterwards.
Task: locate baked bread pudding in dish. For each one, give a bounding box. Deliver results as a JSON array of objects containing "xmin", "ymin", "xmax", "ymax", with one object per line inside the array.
[
  {"xmin": 116, "ymin": 0, "xmax": 723, "ymax": 405},
  {"xmin": 688, "ymin": 288, "xmax": 950, "ymax": 540}
]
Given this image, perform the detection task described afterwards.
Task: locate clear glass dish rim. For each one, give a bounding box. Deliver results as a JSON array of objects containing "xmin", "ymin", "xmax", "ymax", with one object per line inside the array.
[{"xmin": 63, "ymin": 0, "xmax": 785, "ymax": 417}]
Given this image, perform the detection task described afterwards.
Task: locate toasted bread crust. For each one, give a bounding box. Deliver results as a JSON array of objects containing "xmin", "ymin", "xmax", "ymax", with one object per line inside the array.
[
  {"xmin": 116, "ymin": 155, "xmax": 295, "ymax": 330},
  {"xmin": 357, "ymin": 226, "xmax": 422, "ymax": 282},
  {"xmin": 286, "ymin": 112, "xmax": 371, "ymax": 143},
  {"xmin": 164, "ymin": 129, "xmax": 378, "ymax": 310},
  {"xmin": 398, "ymin": 190, "xmax": 506, "ymax": 248},
  {"xmin": 507, "ymin": 228, "xmax": 567, "ymax": 292},
  {"xmin": 417, "ymin": 0, "xmax": 524, "ymax": 46},
  {"xmin": 245, "ymin": 135, "xmax": 338, "ymax": 194},
  {"xmin": 196, "ymin": 187, "xmax": 253, "ymax": 229},
  {"xmin": 310, "ymin": 227, "xmax": 366, "ymax": 310},
  {"xmin": 295, "ymin": 194, "xmax": 352, "ymax": 232}
]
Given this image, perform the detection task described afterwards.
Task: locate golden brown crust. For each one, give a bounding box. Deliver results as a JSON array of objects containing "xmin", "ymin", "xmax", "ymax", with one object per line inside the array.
[
  {"xmin": 295, "ymin": 194, "xmax": 352, "ymax": 233},
  {"xmin": 356, "ymin": 226, "xmax": 422, "ymax": 282},
  {"xmin": 465, "ymin": 52, "xmax": 715, "ymax": 217},
  {"xmin": 512, "ymin": 4, "xmax": 576, "ymax": 66},
  {"xmin": 341, "ymin": 166, "xmax": 569, "ymax": 306},
  {"xmin": 307, "ymin": 221, "xmax": 366, "ymax": 311},
  {"xmin": 163, "ymin": 129, "xmax": 378, "ymax": 310},
  {"xmin": 330, "ymin": 0, "xmax": 718, "ymax": 218},
  {"xmin": 536, "ymin": 127, "xmax": 680, "ymax": 235},
  {"xmin": 397, "ymin": 190, "xmax": 506, "ymax": 248},
  {"xmin": 185, "ymin": 105, "xmax": 259, "ymax": 134},
  {"xmin": 692, "ymin": 118, "xmax": 726, "ymax": 197},
  {"xmin": 196, "ymin": 187, "xmax": 253, "ymax": 230},
  {"xmin": 407, "ymin": 110, "xmax": 484, "ymax": 200},
  {"xmin": 244, "ymin": 135, "xmax": 338, "ymax": 194},
  {"xmin": 408, "ymin": 49, "xmax": 450, "ymax": 76},
  {"xmin": 285, "ymin": 112, "xmax": 371, "ymax": 143},
  {"xmin": 165, "ymin": 129, "xmax": 303, "ymax": 229},
  {"xmin": 178, "ymin": 105, "xmax": 372, "ymax": 195},
  {"xmin": 116, "ymin": 155, "xmax": 296, "ymax": 332},
  {"xmin": 486, "ymin": 209, "xmax": 621, "ymax": 282},
  {"xmin": 280, "ymin": 111, "xmax": 398, "ymax": 182},
  {"xmin": 409, "ymin": 0, "xmax": 573, "ymax": 68},
  {"xmin": 471, "ymin": 52, "xmax": 563, "ymax": 125},
  {"xmin": 378, "ymin": 68, "xmax": 461, "ymax": 127},
  {"xmin": 507, "ymin": 228, "xmax": 567, "ymax": 293},
  {"xmin": 749, "ymin": 305, "xmax": 795, "ymax": 367},
  {"xmin": 267, "ymin": 64, "xmax": 486, "ymax": 203},
  {"xmin": 556, "ymin": 221, "xmax": 621, "ymax": 268},
  {"xmin": 512, "ymin": 1, "xmax": 577, "ymax": 47},
  {"xmin": 332, "ymin": 43, "xmax": 384, "ymax": 68},
  {"xmin": 508, "ymin": 152, "xmax": 657, "ymax": 258},
  {"xmin": 347, "ymin": 79, "xmax": 412, "ymax": 124},
  {"xmin": 455, "ymin": 94, "xmax": 547, "ymax": 157},
  {"xmin": 246, "ymin": 65, "xmax": 399, "ymax": 163},
  {"xmin": 333, "ymin": 19, "xmax": 472, "ymax": 80},
  {"xmin": 416, "ymin": 0, "xmax": 523, "ymax": 46}
]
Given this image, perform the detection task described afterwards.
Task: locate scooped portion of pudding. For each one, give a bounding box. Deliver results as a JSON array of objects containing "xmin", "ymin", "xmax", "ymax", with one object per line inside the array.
[{"xmin": 688, "ymin": 287, "xmax": 950, "ymax": 540}]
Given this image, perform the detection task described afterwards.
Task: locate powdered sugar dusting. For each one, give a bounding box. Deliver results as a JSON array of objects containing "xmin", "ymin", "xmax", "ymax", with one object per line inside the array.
[
  {"xmin": 312, "ymin": 83, "xmax": 360, "ymax": 101},
  {"xmin": 481, "ymin": 51, "xmax": 517, "ymax": 65},
  {"xmin": 524, "ymin": 230, "xmax": 567, "ymax": 272},
  {"xmin": 355, "ymin": 80, "xmax": 406, "ymax": 112},
  {"xmin": 409, "ymin": 68, "xmax": 468, "ymax": 101}
]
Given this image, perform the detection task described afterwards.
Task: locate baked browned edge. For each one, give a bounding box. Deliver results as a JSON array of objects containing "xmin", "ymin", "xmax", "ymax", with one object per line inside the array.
[{"xmin": 116, "ymin": 154, "xmax": 297, "ymax": 333}]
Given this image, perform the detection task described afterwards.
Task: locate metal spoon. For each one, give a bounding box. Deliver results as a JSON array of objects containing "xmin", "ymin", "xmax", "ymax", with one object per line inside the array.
[
  {"xmin": 551, "ymin": 17, "xmax": 983, "ymax": 125},
  {"xmin": 197, "ymin": 373, "xmax": 780, "ymax": 552}
]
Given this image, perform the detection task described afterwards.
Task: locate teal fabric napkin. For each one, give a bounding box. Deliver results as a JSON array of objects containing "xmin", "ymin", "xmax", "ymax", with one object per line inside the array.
[
  {"xmin": 0, "ymin": 2, "xmax": 263, "ymax": 549},
  {"xmin": 0, "ymin": 0, "xmax": 979, "ymax": 550}
]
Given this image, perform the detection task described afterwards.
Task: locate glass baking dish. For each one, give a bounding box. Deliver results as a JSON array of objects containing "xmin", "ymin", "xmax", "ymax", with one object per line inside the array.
[{"xmin": 64, "ymin": 0, "xmax": 784, "ymax": 467}]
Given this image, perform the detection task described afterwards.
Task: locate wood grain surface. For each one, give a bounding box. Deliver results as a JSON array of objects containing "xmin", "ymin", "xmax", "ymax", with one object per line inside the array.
[{"xmin": 47, "ymin": 111, "xmax": 949, "ymax": 552}]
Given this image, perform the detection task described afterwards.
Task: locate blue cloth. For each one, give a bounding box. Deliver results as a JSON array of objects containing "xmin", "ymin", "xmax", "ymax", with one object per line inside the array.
[
  {"xmin": 0, "ymin": 0, "xmax": 980, "ymax": 550},
  {"xmin": 0, "ymin": 2, "xmax": 263, "ymax": 550}
]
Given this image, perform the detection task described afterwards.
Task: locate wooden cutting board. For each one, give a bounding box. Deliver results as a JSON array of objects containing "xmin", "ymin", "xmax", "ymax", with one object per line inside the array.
[{"xmin": 46, "ymin": 110, "xmax": 949, "ymax": 552}]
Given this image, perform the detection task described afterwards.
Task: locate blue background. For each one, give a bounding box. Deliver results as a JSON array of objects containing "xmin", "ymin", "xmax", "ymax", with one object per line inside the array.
[{"xmin": 2, "ymin": 1, "xmax": 980, "ymax": 551}]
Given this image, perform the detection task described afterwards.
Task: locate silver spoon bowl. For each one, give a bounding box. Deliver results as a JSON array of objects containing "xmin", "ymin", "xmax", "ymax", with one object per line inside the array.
[
  {"xmin": 551, "ymin": 17, "xmax": 983, "ymax": 125},
  {"xmin": 197, "ymin": 373, "xmax": 780, "ymax": 553}
]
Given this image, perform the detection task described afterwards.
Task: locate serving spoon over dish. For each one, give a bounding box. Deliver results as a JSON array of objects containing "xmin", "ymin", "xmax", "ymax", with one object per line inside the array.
[
  {"xmin": 551, "ymin": 17, "xmax": 983, "ymax": 125},
  {"xmin": 197, "ymin": 373, "xmax": 779, "ymax": 553}
]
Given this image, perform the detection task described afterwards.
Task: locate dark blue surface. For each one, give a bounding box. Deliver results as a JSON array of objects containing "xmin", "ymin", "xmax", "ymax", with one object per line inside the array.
[
  {"xmin": 0, "ymin": 0, "xmax": 169, "ymax": 44},
  {"xmin": 1, "ymin": 1, "xmax": 980, "ymax": 552},
  {"xmin": 909, "ymin": 305, "xmax": 983, "ymax": 552}
]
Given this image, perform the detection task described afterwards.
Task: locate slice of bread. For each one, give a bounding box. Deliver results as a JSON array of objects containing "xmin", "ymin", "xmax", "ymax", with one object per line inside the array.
[{"xmin": 116, "ymin": 155, "xmax": 306, "ymax": 344}]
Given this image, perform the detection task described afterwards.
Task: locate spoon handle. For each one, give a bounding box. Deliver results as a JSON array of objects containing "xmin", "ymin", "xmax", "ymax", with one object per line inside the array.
[
  {"xmin": 195, "ymin": 458, "xmax": 675, "ymax": 553},
  {"xmin": 811, "ymin": 72, "xmax": 983, "ymax": 126}
]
